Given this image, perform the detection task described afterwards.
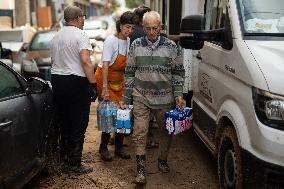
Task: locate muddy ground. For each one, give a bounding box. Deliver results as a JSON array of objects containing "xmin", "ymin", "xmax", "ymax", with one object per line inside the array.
[{"xmin": 24, "ymin": 102, "xmax": 219, "ymax": 189}]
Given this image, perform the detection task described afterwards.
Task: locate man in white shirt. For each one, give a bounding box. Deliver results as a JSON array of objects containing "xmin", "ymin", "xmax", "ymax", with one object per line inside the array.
[{"xmin": 50, "ymin": 5, "xmax": 96, "ymax": 174}]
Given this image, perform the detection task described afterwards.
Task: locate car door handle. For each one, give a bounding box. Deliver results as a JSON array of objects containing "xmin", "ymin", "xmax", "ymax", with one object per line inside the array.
[{"xmin": 0, "ymin": 120, "xmax": 12, "ymax": 131}]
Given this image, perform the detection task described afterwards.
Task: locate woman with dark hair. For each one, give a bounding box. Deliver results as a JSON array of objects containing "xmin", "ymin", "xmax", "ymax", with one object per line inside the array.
[
  {"xmin": 130, "ymin": 6, "xmax": 151, "ymax": 44},
  {"xmin": 95, "ymin": 11, "xmax": 135, "ymax": 161}
]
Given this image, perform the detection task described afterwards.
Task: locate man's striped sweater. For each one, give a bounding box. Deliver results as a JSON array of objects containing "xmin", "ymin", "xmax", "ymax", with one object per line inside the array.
[{"xmin": 123, "ymin": 36, "xmax": 185, "ymax": 109}]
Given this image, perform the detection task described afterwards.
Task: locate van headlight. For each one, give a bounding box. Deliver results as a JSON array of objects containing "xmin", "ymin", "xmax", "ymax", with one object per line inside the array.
[
  {"xmin": 266, "ymin": 100, "xmax": 284, "ymax": 120},
  {"xmin": 252, "ymin": 87, "xmax": 284, "ymax": 130}
]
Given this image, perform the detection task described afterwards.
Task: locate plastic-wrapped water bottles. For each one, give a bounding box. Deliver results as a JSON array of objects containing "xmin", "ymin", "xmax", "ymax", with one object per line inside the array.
[
  {"xmin": 104, "ymin": 101, "xmax": 112, "ymax": 132},
  {"xmin": 116, "ymin": 105, "xmax": 133, "ymax": 134},
  {"xmin": 165, "ymin": 107, "xmax": 193, "ymax": 135},
  {"xmin": 96, "ymin": 100, "xmax": 105, "ymax": 131},
  {"xmin": 110, "ymin": 102, "xmax": 117, "ymax": 133},
  {"xmin": 96, "ymin": 100, "xmax": 117, "ymax": 133},
  {"xmin": 96, "ymin": 101, "xmax": 101, "ymax": 129}
]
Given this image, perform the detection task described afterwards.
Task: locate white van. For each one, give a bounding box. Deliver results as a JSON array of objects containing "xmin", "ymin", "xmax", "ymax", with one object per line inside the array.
[{"xmin": 180, "ymin": 0, "xmax": 284, "ymax": 188}]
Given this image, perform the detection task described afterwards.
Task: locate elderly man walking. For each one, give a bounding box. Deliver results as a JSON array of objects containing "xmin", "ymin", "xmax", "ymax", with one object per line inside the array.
[
  {"xmin": 121, "ymin": 11, "xmax": 185, "ymax": 184},
  {"xmin": 50, "ymin": 6, "xmax": 96, "ymax": 173}
]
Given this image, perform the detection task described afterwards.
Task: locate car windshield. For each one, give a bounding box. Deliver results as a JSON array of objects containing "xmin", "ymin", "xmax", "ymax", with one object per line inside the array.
[
  {"xmin": 238, "ymin": 0, "xmax": 284, "ymax": 35},
  {"xmin": 83, "ymin": 20, "xmax": 107, "ymax": 30},
  {"xmin": 30, "ymin": 31, "xmax": 56, "ymax": 50}
]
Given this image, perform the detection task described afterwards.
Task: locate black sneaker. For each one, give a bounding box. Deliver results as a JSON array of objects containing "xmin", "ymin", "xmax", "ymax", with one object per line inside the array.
[
  {"xmin": 158, "ymin": 159, "xmax": 170, "ymax": 173},
  {"xmin": 66, "ymin": 164, "xmax": 93, "ymax": 174}
]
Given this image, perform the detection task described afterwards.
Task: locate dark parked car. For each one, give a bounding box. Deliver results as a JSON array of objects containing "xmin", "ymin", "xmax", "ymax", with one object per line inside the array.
[{"xmin": 0, "ymin": 61, "xmax": 56, "ymax": 189}]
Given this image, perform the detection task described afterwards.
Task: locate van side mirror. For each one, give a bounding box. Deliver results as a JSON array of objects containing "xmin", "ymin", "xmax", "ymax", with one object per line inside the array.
[
  {"xmin": 181, "ymin": 15, "xmax": 205, "ymax": 33},
  {"xmin": 180, "ymin": 15, "xmax": 226, "ymax": 50},
  {"xmin": 180, "ymin": 15, "xmax": 205, "ymax": 50}
]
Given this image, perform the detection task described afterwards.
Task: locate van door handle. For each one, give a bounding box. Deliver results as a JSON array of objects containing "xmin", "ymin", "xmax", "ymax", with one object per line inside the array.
[
  {"xmin": 196, "ymin": 53, "xmax": 202, "ymax": 60},
  {"xmin": 0, "ymin": 120, "xmax": 12, "ymax": 131}
]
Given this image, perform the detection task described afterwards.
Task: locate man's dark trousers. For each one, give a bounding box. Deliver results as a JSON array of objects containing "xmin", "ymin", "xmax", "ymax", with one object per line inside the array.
[{"xmin": 51, "ymin": 74, "xmax": 91, "ymax": 166}]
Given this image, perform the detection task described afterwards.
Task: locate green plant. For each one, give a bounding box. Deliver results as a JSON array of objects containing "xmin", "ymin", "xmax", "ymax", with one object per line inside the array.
[
  {"xmin": 125, "ymin": 0, "xmax": 144, "ymax": 9},
  {"xmin": 110, "ymin": 0, "xmax": 121, "ymax": 13}
]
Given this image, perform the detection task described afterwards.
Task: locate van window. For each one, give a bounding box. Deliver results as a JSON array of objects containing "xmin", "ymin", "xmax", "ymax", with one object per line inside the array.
[
  {"xmin": 205, "ymin": 0, "xmax": 227, "ymax": 30},
  {"xmin": 238, "ymin": 0, "xmax": 284, "ymax": 34}
]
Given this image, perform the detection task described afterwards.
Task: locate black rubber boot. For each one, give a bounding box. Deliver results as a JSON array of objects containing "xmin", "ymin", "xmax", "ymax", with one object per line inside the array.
[
  {"xmin": 115, "ymin": 133, "xmax": 130, "ymax": 159},
  {"xmin": 158, "ymin": 158, "xmax": 170, "ymax": 173},
  {"xmin": 64, "ymin": 141, "xmax": 93, "ymax": 174},
  {"xmin": 66, "ymin": 135, "xmax": 85, "ymax": 169},
  {"xmin": 109, "ymin": 133, "xmax": 115, "ymax": 145},
  {"xmin": 146, "ymin": 130, "xmax": 159, "ymax": 149},
  {"xmin": 135, "ymin": 155, "xmax": 146, "ymax": 184},
  {"xmin": 99, "ymin": 132, "xmax": 112, "ymax": 161}
]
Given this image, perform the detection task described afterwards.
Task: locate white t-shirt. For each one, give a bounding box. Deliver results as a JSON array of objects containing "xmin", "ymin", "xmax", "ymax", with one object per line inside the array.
[
  {"xmin": 98, "ymin": 34, "xmax": 130, "ymax": 68},
  {"xmin": 50, "ymin": 26, "xmax": 93, "ymax": 77}
]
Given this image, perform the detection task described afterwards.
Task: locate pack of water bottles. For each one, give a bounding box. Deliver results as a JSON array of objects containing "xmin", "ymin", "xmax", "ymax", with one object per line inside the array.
[
  {"xmin": 116, "ymin": 105, "xmax": 133, "ymax": 134},
  {"xmin": 165, "ymin": 107, "xmax": 193, "ymax": 135},
  {"xmin": 96, "ymin": 100, "xmax": 117, "ymax": 133}
]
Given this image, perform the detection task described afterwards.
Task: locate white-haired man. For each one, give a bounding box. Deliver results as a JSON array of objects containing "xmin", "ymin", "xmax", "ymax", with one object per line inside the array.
[{"xmin": 121, "ymin": 11, "xmax": 185, "ymax": 184}]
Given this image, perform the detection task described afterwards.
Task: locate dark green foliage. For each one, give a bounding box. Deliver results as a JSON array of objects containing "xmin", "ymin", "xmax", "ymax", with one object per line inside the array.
[
  {"xmin": 110, "ymin": 0, "xmax": 121, "ymax": 13},
  {"xmin": 125, "ymin": 0, "xmax": 144, "ymax": 8}
]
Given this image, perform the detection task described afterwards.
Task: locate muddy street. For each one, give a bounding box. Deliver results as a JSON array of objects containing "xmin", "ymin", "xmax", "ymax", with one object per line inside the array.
[{"xmin": 24, "ymin": 102, "xmax": 219, "ymax": 189}]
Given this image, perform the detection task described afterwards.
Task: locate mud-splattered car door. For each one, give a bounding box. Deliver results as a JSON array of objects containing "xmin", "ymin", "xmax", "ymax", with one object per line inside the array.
[{"xmin": 0, "ymin": 63, "xmax": 43, "ymax": 187}]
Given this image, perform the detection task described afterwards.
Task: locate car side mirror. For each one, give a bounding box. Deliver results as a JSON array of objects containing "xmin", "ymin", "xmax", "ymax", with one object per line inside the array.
[
  {"xmin": 91, "ymin": 43, "xmax": 96, "ymax": 49},
  {"xmin": 94, "ymin": 36, "xmax": 105, "ymax": 41},
  {"xmin": 26, "ymin": 77, "xmax": 49, "ymax": 94},
  {"xmin": 22, "ymin": 43, "xmax": 30, "ymax": 52},
  {"xmin": 102, "ymin": 21, "xmax": 108, "ymax": 30}
]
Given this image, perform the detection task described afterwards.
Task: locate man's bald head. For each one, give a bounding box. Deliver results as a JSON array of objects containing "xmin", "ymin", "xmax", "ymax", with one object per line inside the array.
[
  {"xmin": 64, "ymin": 6, "xmax": 85, "ymax": 29},
  {"xmin": 64, "ymin": 6, "xmax": 83, "ymax": 22}
]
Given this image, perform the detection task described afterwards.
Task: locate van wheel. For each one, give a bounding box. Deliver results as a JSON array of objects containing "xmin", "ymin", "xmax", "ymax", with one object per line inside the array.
[{"xmin": 218, "ymin": 127, "xmax": 242, "ymax": 189}]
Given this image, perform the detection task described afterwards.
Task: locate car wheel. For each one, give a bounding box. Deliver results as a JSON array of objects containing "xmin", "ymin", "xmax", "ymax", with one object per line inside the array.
[{"xmin": 218, "ymin": 126, "xmax": 242, "ymax": 189}]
